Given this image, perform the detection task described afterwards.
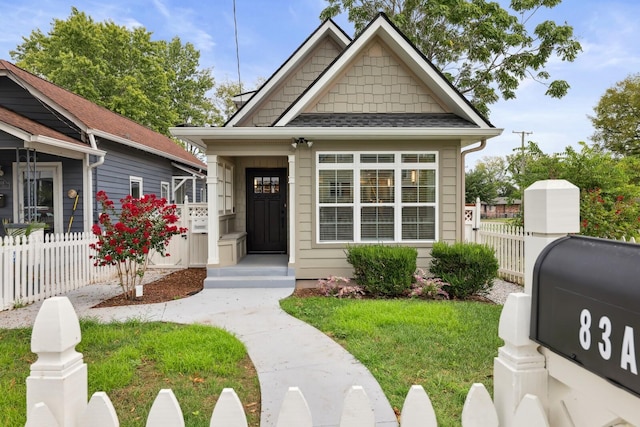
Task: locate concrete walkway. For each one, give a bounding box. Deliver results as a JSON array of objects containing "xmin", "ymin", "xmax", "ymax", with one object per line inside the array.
[{"xmin": 0, "ymin": 284, "xmax": 398, "ymax": 427}]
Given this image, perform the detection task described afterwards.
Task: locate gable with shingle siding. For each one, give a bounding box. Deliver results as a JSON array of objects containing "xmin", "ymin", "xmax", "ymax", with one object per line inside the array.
[
  {"xmin": 240, "ymin": 36, "xmax": 344, "ymax": 127},
  {"xmin": 309, "ymin": 38, "xmax": 446, "ymax": 114}
]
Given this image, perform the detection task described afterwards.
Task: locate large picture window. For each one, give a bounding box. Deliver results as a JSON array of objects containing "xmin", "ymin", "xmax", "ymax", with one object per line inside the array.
[{"xmin": 317, "ymin": 152, "xmax": 437, "ymax": 243}]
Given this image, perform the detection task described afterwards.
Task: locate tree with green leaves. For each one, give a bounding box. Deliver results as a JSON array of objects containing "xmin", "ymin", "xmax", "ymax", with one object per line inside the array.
[
  {"xmin": 321, "ymin": 0, "xmax": 582, "ymax": 116},
  {"xmin": 211, "ymin": 79, "xmax": 244, "ymax": 126},
  {"xmin": 507, "ymin": 141, "xmax": 640, "ymax": 238},
  {"xmin": 465, "ymin": 167, "xmax": 498, "ymax": 204},
  {"xmin": 11, "ymin": 7, "xmax": 215, "ymax": 135},
  {"xmin": 465, "ymin": 156, "xmax": 516, "ymax": 203},
  {"xmin": 590, "ymin": 73, "xmax": 640, "ymax": 157}
]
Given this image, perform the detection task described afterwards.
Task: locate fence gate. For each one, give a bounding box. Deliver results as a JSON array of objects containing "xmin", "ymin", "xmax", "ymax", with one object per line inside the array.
[
  {"xmin": 464, "ymin": 198, "xmax": 481, "ymax": 243},
  {"xmin": 147, "ymin": 202, "xmax": 208, "ymax": 269}
]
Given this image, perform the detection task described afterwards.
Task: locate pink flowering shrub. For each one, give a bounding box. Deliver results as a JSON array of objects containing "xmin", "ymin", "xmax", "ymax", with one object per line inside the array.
[
  {"xmin": 318, "ymin": 276, "xmax": 365, "ymax": 299},
  {"xmin": 408, "ymin": 269, "xmax": 450, "ymax": 300},
  {"xmin": 90, "ymin": 191, "xmax": 187, "ymax": 299}
]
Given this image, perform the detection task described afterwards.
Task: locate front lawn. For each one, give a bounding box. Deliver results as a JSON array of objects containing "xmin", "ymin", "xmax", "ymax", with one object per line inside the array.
[
  {"xmin": 280, "ymin": 297, "xmax": 503, "ymax": 427},
  {"xmin": 0, "ymin": 320, "xmax": 260, "ymax": 427}
]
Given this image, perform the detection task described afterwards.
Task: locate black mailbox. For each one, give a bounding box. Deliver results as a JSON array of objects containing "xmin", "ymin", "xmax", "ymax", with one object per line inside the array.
[{"xmin": 531, "ymin": 235, "xmax": 640, "ymax": 397}]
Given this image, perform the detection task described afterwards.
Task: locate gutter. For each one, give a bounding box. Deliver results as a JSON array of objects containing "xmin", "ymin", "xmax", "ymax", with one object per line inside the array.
[
  {"xmin": 87, "ymin": 131, "xmax": 105, "ymax": 169},
  {"xmin": 459, "ymin": 138, "xmax": 487, "ymax": 240},
  {"xmin": 85, "ymin": 130, "xmax": 105, "ymax": 232},
  {"xmin": 28, "ymin": 135, "xmax": 106, "ymax": 157},
  {"xmin": 170, "ymin": 126, "xmax": 503, "ymax": 152}
]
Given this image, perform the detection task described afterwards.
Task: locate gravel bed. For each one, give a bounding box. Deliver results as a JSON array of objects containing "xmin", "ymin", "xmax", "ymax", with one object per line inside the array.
[{"xmin": 485, "ymin": 278, "xmax": 524, "ymax": 305}]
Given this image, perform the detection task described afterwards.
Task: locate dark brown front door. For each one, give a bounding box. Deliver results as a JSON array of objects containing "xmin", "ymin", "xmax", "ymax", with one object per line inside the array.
[{"xmin": 246, "ymin": 168, "xmax": 287, "ymax": 253}]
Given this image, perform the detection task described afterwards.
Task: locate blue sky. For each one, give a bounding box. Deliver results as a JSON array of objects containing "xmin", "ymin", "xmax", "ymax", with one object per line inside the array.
[{"xmin": 1, "ymin": 0, "xmax": 639, "ymax": 167}]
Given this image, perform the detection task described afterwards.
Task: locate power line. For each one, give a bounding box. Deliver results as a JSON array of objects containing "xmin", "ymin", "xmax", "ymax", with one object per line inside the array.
[{"xmin": 233, "ymin": 0, "xmax": 242, "ymax": 90}]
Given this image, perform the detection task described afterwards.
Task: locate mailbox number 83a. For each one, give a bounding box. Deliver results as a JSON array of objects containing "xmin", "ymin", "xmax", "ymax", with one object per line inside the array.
[{"xmin": 579, "ymin": 308, "xmax": 638, "ymax": 375}]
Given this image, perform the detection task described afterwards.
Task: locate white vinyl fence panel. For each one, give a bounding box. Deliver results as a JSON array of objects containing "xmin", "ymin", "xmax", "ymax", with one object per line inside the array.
[
  {"xmin": 478, "ymin": 223, "xmax": 526, "ymax": 285},
  {"xmin": 0, "ymin": 232, "xmax": 116, "ymax": 311}
]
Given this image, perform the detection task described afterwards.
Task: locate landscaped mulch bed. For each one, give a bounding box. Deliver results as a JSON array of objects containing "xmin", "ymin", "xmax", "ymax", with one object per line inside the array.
[{"xmin": 93, "ymin": 268, "xmax": 206, "ymax": 308}]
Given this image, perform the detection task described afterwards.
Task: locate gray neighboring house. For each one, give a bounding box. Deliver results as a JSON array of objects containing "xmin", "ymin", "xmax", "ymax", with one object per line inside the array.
[
  {"xmin": 172, "ymin": 13, "xmax": 503, "ymax": 280},
  {"xmin": 0, "ymin": 60, "xmax": 206, "ymax": 235}
]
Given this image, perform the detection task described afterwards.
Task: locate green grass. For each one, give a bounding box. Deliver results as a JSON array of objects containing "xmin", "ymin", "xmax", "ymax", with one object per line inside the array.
[
  {"xmin": 280, "ymin": 297, "xmax": 503, "ymax": 426},
  {"xmin": 0, "ymin": 320, "xmax": 260, "ymax": 427}
]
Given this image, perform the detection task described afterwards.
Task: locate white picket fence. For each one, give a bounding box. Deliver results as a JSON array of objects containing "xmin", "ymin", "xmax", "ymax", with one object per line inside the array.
[
  {"xmin": 0, "ymin": 232, "xmax": 116, "ymax": 311},
  {"xmin": 470, "ymin": 221, "xmax": 639, "ymax": 286},
  {"xmin": 478, "ymin": 223, "xmax": 526, "ymax": 285},
  {"xmin": 24, "ymin": 296, "xmax": 550, "ymax": 427}
]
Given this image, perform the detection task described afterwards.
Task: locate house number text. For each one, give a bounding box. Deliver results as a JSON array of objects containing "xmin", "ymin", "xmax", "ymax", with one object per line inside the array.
[{"xmin": 579, "ymin": 308, "xmax": 638, "ymax": 375}]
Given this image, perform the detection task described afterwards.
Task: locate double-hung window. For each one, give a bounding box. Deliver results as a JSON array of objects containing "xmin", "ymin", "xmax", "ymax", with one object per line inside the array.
[
  {"xmin": 317, "ymin": 152, "xmax": 437, "ymax": 243},
  {"xmin": 217, "ymin": 162, "xmax": 234, "ymax": 214}
]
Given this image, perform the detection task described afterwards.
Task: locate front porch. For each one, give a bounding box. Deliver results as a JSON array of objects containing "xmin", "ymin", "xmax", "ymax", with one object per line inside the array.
[
  {"xmin": 204, "ymin": 254, "xmax": 295, "ymax": 288},
  {"xmin": 206, "ymin": 152, "xmax": 298, "ymax": 273}
]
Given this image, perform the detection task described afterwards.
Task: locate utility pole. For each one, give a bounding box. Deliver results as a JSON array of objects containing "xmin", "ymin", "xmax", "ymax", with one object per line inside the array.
[{"xmin": 512, "ymin": 130, "xmax": 532, "ymax": 181}]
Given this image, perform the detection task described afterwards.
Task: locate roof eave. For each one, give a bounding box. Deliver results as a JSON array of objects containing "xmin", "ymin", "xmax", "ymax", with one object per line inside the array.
[
  {"xmin": 170, "ymin": 126, "xmax": 503, "ymax": 148},
  {"xmin": 30, "ymin": 135, "xmax": 106, "ymax": 157},
  {"xmin": 90, "ymin": 128, "xmax": 206, "ymax": 170},
  {"xmin": 0, "ymin": 122, "xmax": 103, "ymax": 157}
]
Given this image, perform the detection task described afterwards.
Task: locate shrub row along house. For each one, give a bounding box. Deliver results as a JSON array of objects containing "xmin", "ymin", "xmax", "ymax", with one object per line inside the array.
[
  {"xmin": 171, "ymin": 13, "xmax": 503, "ymax": 285},
  {"xmin": 0, "ymin": 59, "xmax": 206, "ymax": 237}
]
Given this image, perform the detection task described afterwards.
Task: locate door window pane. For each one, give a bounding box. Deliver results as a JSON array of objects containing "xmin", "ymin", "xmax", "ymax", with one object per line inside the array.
[{"xmin": 22, "ymin": 170, "xmax": 54, "ymax": 229}]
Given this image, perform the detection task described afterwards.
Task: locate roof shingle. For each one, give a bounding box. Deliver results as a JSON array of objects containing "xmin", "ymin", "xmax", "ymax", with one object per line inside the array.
[
  {"xmin": 286, "ymin": 113, "xmax": 479, "ymax": 128},
  {"xmin": 0, "ymin": 60, "xmax": 205, "ymax": 169},
  {"xmin": 0, "ymin": 105, "xmax": 86, "ymax": 146}
]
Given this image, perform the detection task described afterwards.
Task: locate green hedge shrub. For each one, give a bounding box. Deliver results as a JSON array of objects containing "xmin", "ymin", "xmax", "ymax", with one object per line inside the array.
[
  {"xmin": 346, "ymin": 245, "xmax": 417, "ymax": 297},
  {"xmin": 429, "ymin": 241, "xmax": 498, "ymax": 299}
]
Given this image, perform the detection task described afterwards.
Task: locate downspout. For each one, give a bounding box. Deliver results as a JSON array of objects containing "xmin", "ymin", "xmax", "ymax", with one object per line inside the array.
[
  {"xmin": 460, "ymin": 139, "xmax": 487, "ymax": 241},
  {"xmin": 85, "ymin": 130, "xmax": 105, "ymax": 231}
]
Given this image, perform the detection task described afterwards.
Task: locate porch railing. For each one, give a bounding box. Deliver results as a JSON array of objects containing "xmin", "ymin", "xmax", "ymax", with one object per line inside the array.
[{"xmin": 0, "ymin": 232, "xmax": 117, "ymax": 311}]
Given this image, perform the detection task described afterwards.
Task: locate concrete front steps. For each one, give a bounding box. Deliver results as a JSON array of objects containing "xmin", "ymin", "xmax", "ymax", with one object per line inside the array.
[{"xmin": 203, "ymin": 255, "xmax": 295, "ymax": 288}]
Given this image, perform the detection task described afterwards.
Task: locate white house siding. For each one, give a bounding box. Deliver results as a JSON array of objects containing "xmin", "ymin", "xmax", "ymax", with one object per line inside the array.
[
  {"xmin": 293, "ymin": 140, "xmax": 461, "ymax": 280},
  {"xmin": 310, "ymin": 38, "xmax": 447, "ymax": 114},
  {"xmin": 240, "ymin": 37, "xmax": 343, "ymax": 127}
]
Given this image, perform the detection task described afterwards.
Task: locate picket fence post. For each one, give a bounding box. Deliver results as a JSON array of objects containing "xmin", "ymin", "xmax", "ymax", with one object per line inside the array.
[
  {"xmin": 493, "ymin": 293, "xmax": 547, "ymax": 427},
  {"xmin": 522, "ymin": 180, "xmax": 579, "ymax": 295},
  {"xmin": 78, "ymin": 392, "xmax": 119, "ymax": 427},
  {"xmin": 26, "ymin": 296, "xmax": 87, "ymax": 427},
  {"xmin": 210, "ymin": 388, "xmax": 248, "ymax": 427},
  {"xmin": 494, "ymin": 180, "xmax": 579, "ymax": 426},
  {"xmin": 275, "ymin": 387, "xmax": 312, "ymax": 427}
]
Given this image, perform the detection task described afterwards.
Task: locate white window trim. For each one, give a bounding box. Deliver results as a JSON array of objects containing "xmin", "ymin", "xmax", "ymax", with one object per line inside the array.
[
  {"xmin": 217, "ymin": 160, "xmax": 234, "ymax": 215},
  {"xmin": 316, "ymin": 151, "xmax": 438, "ymax": 244},
  {"xmin": 12, "ymin": 161, "xmax": 63, "ymax": 234},
  {"xmin": 130, "ymin": 176, "xmax": 143, "ymax": 197},
  {"xmin": 160, "ymin": 181, "xmax": 170, "ymax": 200}
]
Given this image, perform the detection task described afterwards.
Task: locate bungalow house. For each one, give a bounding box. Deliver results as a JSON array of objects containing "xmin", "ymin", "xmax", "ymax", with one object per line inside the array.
[
  {"xmin": 0, "ymin": 60, "xmax": 206, "ymax": 236},
  {"xmin": 171, "ymin": 13, "xmax": 503, "ymax": 285},
  {"xmin": 481, "ymin": 197, "xmax": 522, "ymax": 219}
]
